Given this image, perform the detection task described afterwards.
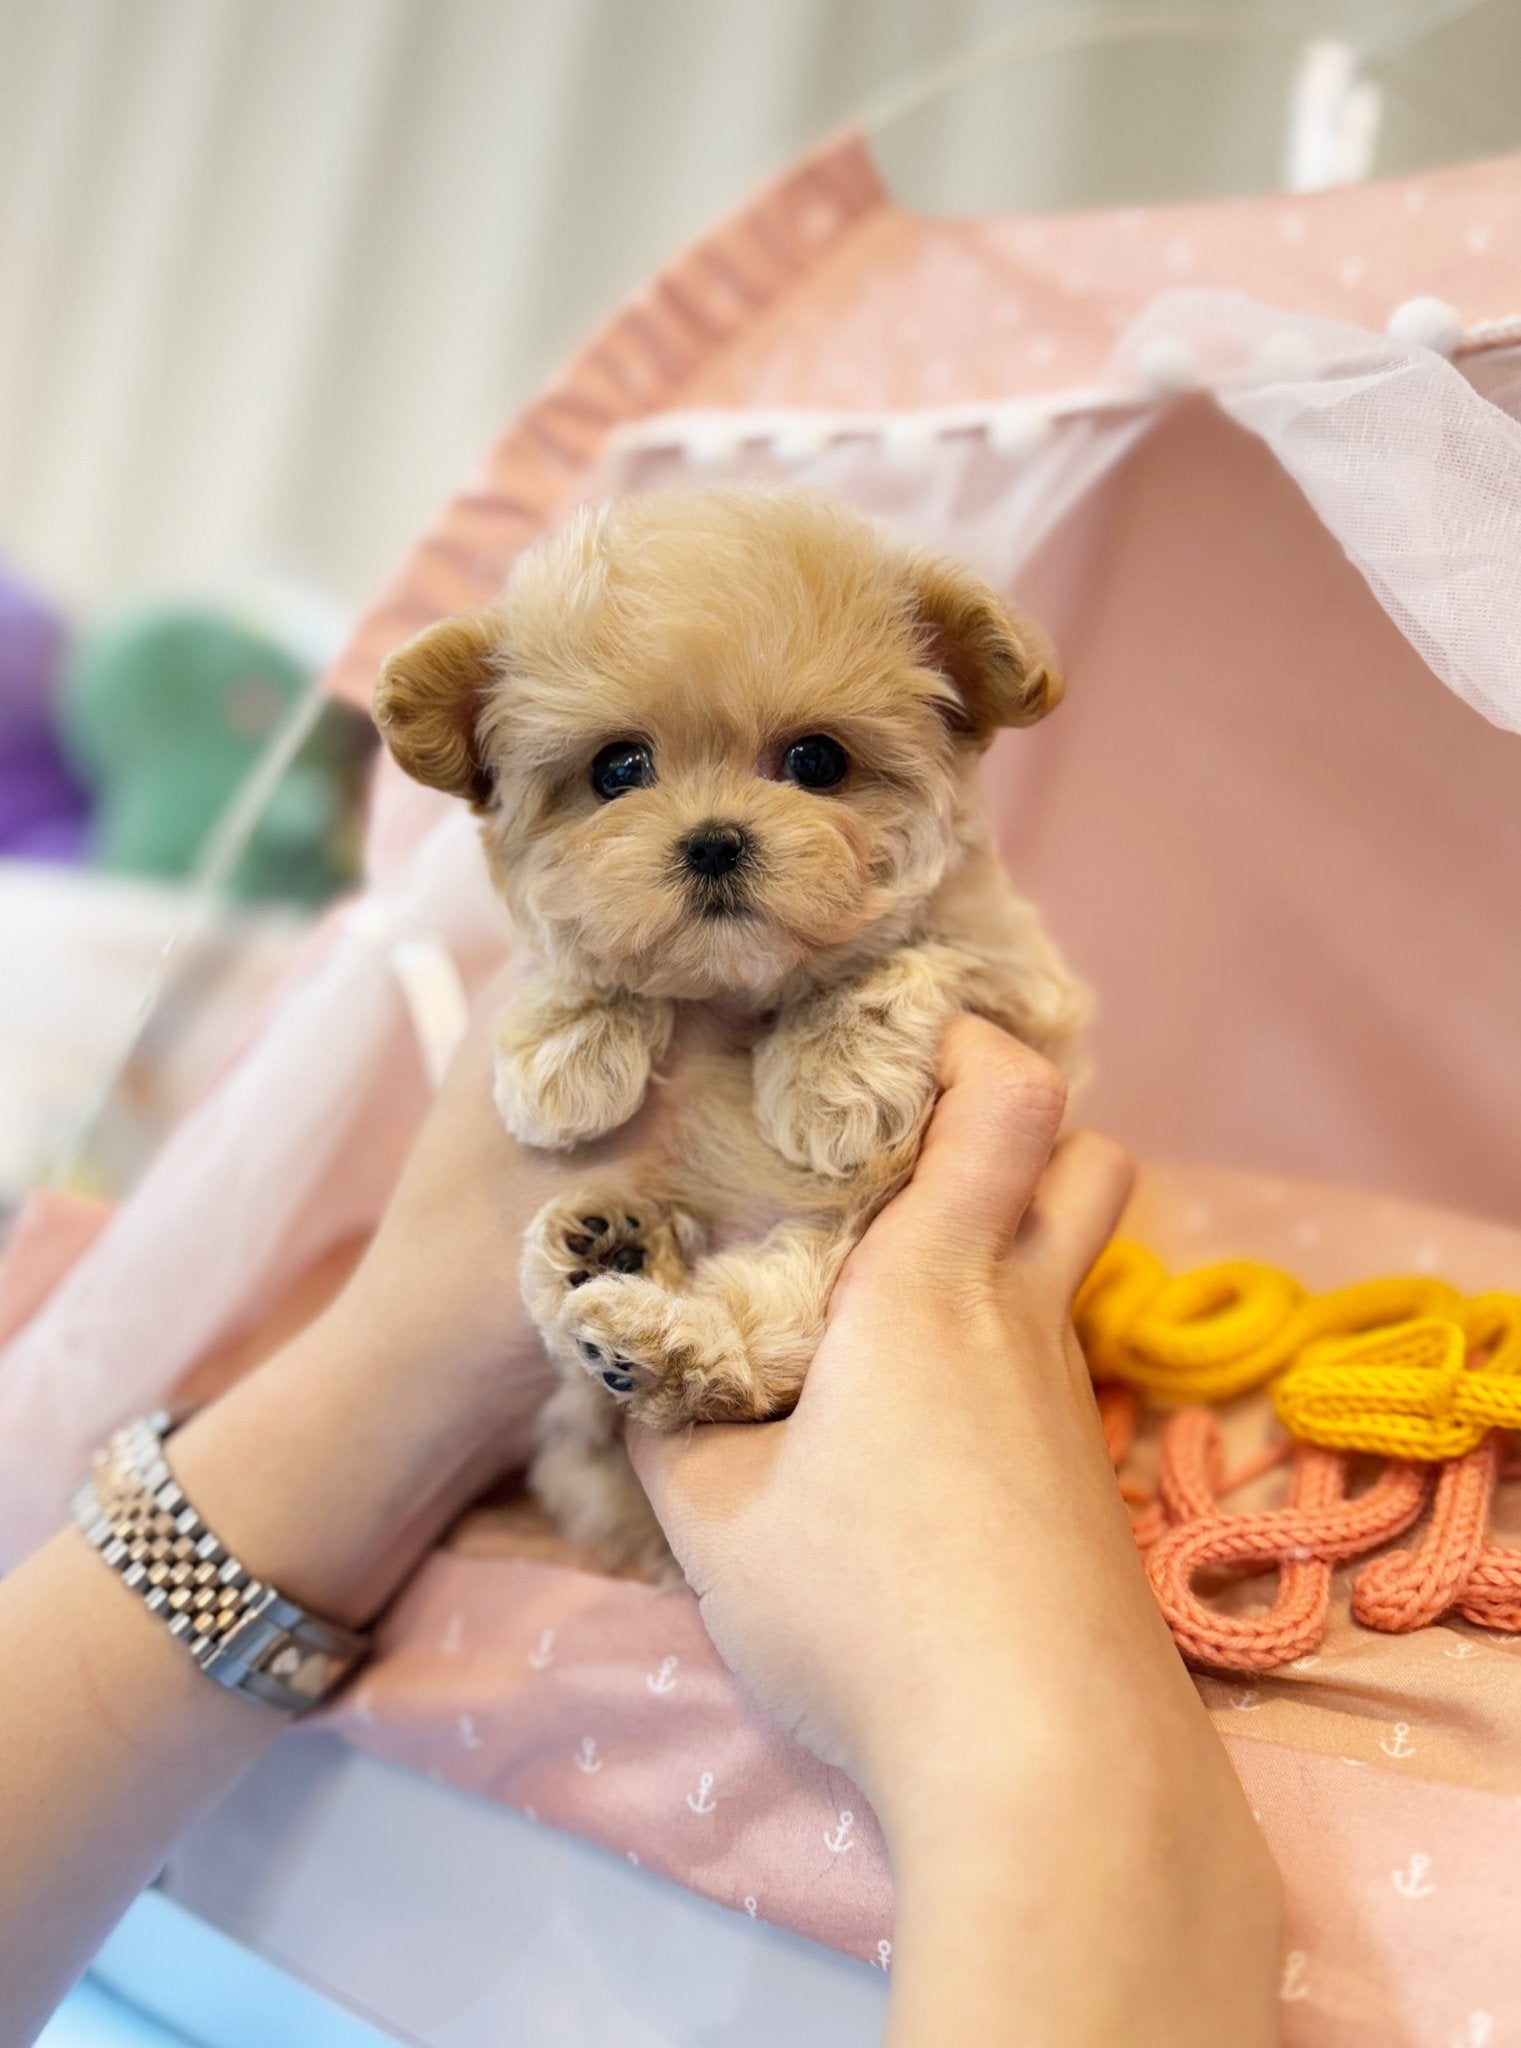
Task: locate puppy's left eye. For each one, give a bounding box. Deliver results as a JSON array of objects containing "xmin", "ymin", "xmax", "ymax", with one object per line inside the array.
[
  {"xmin": 782, "ymin": 734, "xmax": 848, "ymax": 790},
  {"xmin": 590, "ymin": 740, "xmax": 654, "ymax": 801}
]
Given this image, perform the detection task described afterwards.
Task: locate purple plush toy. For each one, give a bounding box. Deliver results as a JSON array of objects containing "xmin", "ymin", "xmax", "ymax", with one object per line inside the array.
[{"xmin": 0, "ymin": 568, "xmax": 89, "ymax": 861}]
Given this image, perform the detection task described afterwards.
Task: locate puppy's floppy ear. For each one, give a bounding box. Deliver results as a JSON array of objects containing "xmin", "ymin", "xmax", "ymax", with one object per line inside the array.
[
  {"xmin": 372, "ymin": 607, "xmax": 503, "ymax": 808},
  {"xmin": 905, "ymin": 552, "xmax": 1063, "ymax": 740}
]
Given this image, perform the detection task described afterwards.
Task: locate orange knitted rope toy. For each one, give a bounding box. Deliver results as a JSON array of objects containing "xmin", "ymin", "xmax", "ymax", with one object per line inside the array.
[
  {"xmin": 1147, "ymin": 1422, "xmax": 1428, "ymax": 1672},
  {"xmin": 1078, "ymin": 1242, "xmax": 1521, "ymax": 1672}
]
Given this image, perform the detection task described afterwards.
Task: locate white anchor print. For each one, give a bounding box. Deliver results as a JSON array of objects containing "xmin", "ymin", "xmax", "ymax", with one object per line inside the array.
[
  {"xmin": 440, "ymin": 1612, "xmax": 464, "ymax": 1656},
  {"xmin": 1444, "ymin": 1639, "xmax": 1479, "ymax": 1660},
  {"xmin": 458, "ymin": 1715, "xmax": 484, "ymax": 1750},
  {"xmin": 1380, "ymin": 1721, "xmax": 1417, "ymax": 1760},
  {"xmin": 744, "ymin": 1896, "xmax": 759, "ymax": 1919},
  {"xmin": 872, "ymin": 1940, "xmax": 892, "ymax": 1973},
  {"xmin": 1279, "ymin": 1952, "xmax": 1310, "ymax": 2003},
  {"xmin": 1229, "ymin": 1689, "xmax": 1263, "ymax": 1712},
  {"xmin": 686, "ymin": 1770, "xmax": 717, "ymax": 1815},
  {"xmin": 1453, "ymin": 2014, "xmax": 1494, "ymax": 2048},
  {"xmin": 626, "ymin": 1851, "xmax": 640, "ymax": 1866},
  {"xmin": 575, "ymin": 1736, "xmax": 603, "ymax": 1775},
  {"xmin": 824, "ymin": 1810, "xmax": 857, "ymax": 1854},
  {"xmin": 1289, "ymin": 1654, "xmax": 1321, "ymax": 1671},
  {"xmin": 646, "ymin": 1655, "xmax": 679, "ymax": 1696},
  {"xmin": 1340, "ymin": 1756, "xmax": 1369, "ymax": 1768},
  {"xmin": 1392, "ymin": 1852, "xmax": 1435, "ymax": 1899},
  {"xmin": 527, "ymin": 1628, "xmax": 556, "ymax": 1671}
]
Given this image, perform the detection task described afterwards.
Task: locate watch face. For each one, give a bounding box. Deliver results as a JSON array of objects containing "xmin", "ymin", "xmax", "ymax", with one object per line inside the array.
[{"xmin": 257, "ymin": 1638, "xmax": 349, "ymax": 1702}]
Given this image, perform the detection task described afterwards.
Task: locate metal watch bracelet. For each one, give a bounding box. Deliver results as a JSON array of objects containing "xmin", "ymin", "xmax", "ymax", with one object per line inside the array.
[{"xmin": 71, "ymin": 1411, "xmax": 370, "ymax": 1715}]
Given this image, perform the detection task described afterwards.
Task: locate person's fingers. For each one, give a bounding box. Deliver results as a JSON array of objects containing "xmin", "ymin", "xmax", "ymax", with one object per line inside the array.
[
  {"xmin": 881, "ymin": 1016, "xmax": 1067, "ymax": 1262},
  {"xmin": 1012, "ymin": 1129, "xmax": 1135, "ymax": 1302}
]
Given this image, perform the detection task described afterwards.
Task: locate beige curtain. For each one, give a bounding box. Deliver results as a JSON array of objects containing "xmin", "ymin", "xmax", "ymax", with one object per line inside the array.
[{"xmin": 0, "ymin": 0, "xmax": 1512, "ymax": 619}]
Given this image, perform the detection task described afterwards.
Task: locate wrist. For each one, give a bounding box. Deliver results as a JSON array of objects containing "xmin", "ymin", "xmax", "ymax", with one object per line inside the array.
[
  {"xmin": 858, "ymin": 1639, "xmax": 1223, "ymax": 1874},
  {"xmin": 165, "ymin": 1299, "xmax": 527, "ymax": 1631},
  {"xmin": 868, "ymin": 1698, "xmax": 1106, "ymax": 1870}
]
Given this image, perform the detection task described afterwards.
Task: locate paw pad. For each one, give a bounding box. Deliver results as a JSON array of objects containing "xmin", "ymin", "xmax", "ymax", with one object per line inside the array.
[
  {"xmin": 554, "ymin": 1209, "xmax": 650, "ymax": 1285},
  {"xmin": 572, "ymin": 1334, "xmax": 639, "ymax": 1397}
]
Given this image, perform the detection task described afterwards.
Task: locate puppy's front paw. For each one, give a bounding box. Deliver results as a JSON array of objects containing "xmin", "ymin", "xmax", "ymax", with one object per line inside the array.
[
  {"xmin": 522, "ymin": 1195, "xmax": 696, "ymax": 1328},
  {"xmin": 753, "ymin": 1002, "xmax": 936, "ymax": 1178},
  {"xmin": 493, "ymin": 993, "xmax": 672, "ymax": 1149}
]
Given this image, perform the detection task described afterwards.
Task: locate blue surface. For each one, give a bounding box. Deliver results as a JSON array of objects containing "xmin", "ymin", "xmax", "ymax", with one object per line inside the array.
[
  {"xmin": 38, "ymin": 1737, "xmax": 887, "ymax": 2047},
  {"xmin": 39, "ymin": 1981, "xmax": 187, "ymax": 2048},
  {"xmin": 39, "ymin": 1893, "xmax": 397, "ymax": 2048}
]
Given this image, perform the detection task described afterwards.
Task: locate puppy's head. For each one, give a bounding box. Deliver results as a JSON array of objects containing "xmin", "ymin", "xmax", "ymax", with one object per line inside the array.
[{"xmin": 374, "ymin": 489, "xmax": 1060, "ymax": 1000}]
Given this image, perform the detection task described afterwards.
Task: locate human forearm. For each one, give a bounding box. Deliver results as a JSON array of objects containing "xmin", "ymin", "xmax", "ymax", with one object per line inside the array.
[
  {"xmin": 0, "ymin": 1526, "xmax": 275, "ymax": 2044},
  {"xmin": 0, "ymin": 971, "xmax": 685, "ymax": 2039},
  {"xmin": 858, "ymin": 1388, "xmax": 1284, "ymax": 2048},
  {"xmin": 0, "ymin": 1296, "xmax": 522, "ymax": 2042},
  {"xmin": 881, "ymin": 1723, "xmax": 1282, "ymax": 2048}
]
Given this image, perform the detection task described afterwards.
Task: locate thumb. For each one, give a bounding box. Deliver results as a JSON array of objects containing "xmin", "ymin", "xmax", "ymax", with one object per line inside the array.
[{"xmin": 880, "ymin": 1016, "xmax": 1067, "ymax": 1263}]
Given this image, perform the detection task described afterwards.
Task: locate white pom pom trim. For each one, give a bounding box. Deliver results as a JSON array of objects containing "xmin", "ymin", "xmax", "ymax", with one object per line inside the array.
[
  {"xmin": 1133, "ymin": 334, "xmax": 1202, "ymax": 395},
  {"xmin": 1386, "ymin": 296, "xmax": 1465, "ymax": 356},
  {"xmin": 984, "ymin": 405, "xmax": 1053, "ymax": 458}
]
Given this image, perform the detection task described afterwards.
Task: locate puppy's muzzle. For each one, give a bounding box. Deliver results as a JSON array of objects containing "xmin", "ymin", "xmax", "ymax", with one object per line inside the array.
[{"xmin": 678, "ymin": 821, "xmax": 753, "ymax": 918}]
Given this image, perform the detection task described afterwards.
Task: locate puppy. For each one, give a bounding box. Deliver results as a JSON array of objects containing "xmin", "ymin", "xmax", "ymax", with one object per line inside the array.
[{"xmin": 374, "ymin": 487, "xmax": 1087, "ymax": 1579}]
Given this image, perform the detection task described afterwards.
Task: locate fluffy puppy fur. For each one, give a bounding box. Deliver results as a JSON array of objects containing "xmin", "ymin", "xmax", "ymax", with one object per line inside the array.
[{"xmin": 374, "ymin": 487, "xmax": 1087, "ymax": 1579}]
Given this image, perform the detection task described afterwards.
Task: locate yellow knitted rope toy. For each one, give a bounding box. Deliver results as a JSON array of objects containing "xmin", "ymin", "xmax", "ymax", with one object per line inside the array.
[{"xmin": 1075, "ymin": 1241, "xmax": 1521, "ymax": 1461}]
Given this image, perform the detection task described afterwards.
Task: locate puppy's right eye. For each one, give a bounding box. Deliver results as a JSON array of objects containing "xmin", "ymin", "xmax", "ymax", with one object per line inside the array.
[{"xmin": 590, "ymin": 740, "xmax": 654, "ymax": 801}]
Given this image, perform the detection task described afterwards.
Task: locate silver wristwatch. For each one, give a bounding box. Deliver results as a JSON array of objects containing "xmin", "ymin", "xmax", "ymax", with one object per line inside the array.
[{"xmin": 72, "ymin": 1411, "xmax": 370, "ymax": 1714}]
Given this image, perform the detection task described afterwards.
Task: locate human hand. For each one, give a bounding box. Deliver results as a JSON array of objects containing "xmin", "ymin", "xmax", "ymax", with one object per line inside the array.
[
  {"xmin": 166, "ymin": 966, "xmax": 720, "ymax": 1627},
  {"xmin": 167, "ymin": 964, "xmax": 786, "ymax": 1628},
  {"xmin": 629, "ymin": 1016, "xmax": 1146, "ymax": 1804},
  {"xmin": 631, "ymin": 1018, "xmax": 1282, "ymax": 2046}
]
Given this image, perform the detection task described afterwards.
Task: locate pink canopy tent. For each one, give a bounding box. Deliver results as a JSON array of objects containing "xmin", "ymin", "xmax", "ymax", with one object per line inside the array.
[{"xmin": 5, "ymin": 132, "xmax": 1521, "ymax": 2043}]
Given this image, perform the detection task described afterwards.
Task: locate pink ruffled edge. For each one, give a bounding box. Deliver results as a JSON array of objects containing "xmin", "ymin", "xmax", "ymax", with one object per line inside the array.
[{"xmin": 324, "ymin": 131, "xmax": 889, "ymax": 710}]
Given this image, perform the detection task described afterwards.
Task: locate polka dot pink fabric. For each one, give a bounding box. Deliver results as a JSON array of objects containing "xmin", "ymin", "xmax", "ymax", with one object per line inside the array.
[{"xmin": 327, "ymin": 130, "xmax": 1521, "ymax": 709}]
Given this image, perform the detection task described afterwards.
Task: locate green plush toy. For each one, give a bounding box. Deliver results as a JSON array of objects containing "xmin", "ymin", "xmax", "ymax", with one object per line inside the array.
[{"xmin": 59, "ymin": 606, "xmax": 371, "ymax": 905}]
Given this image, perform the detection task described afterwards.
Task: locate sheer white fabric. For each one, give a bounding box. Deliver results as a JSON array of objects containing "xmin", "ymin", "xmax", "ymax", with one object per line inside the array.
[
  {"xmin": 594, "ymin": 292, "xmax": 1521, "ymax": 734},
  {"xmin": 0, "ymin": 808, "xmax": 501, "ymax": 1562},
  {"xmin": 1117, "ymin": 295, "xmax": 1521, "ymax": 736}
]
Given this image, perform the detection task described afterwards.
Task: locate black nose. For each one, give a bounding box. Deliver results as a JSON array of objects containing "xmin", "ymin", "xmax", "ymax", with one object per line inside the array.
[{"xmin": 681, "ymin": 823, "xmax": 749, "ymax": 879}]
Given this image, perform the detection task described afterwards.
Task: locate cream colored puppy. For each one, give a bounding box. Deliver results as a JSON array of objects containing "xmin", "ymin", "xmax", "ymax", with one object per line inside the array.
[{"xmin": 375, "ymin": 487, "xmax": 1087, "ymax": 1576}]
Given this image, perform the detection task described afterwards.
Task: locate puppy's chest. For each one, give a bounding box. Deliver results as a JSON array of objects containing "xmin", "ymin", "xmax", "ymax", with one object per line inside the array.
[{"xmin": 660, "ymin": 1039, "xmax": 852, "ymax": 1241}]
